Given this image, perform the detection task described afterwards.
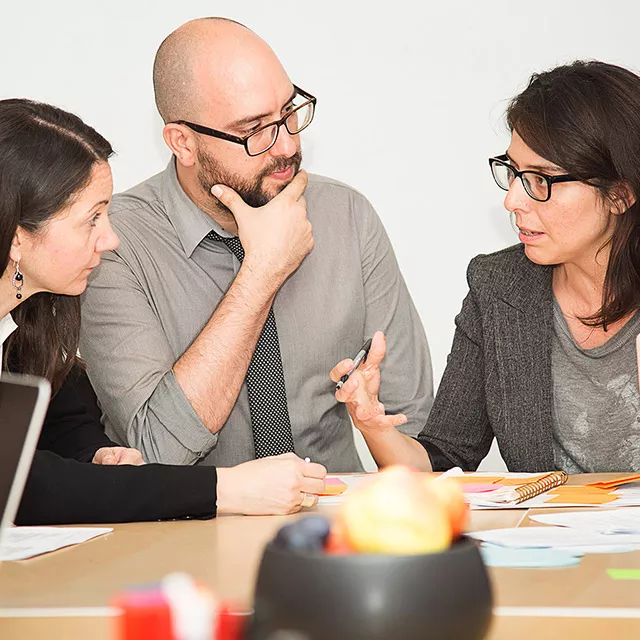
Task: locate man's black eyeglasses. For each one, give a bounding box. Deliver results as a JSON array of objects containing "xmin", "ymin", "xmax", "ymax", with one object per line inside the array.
[{"xmin": 172, "ymin": 85, "xmax": 316, "ymax": 157}]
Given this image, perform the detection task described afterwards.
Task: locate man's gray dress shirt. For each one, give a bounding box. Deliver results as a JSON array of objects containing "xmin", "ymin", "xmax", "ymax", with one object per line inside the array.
[{"xmin": 80, "ymin": 162, "xmax": 433, "ymax": 471}]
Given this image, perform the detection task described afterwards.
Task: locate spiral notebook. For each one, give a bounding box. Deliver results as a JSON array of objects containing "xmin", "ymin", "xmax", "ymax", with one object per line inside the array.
[{"xmin": 470, "ymin": 471, "xmax": 569, "ymax": 506}]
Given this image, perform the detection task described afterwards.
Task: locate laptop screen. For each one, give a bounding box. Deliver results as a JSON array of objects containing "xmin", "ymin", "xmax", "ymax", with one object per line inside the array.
[{"xmin": 0, "ymin": 374, "xmax": 50, "ymax": 538}]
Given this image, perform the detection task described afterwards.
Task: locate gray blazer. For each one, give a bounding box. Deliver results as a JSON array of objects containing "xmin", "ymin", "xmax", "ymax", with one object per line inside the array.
[{"xmin": 418, "ymin": 244, "xmax": 557, "ymax": 472}]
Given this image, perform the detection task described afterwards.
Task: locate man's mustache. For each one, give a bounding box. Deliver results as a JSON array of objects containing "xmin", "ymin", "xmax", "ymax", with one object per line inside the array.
[{"xmin": 260, "ymin": 152, "xmax": 302, "ymax": 179}]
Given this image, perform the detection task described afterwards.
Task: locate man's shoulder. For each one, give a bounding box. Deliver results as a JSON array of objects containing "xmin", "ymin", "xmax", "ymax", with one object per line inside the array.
[
  {"xmin": 306, "ymin": 173, "xmax": 371, "ymax": 208},
  {"xmin": 106, "ymin": 171, "xmax": 180, "ymax": 261},
  {"xmin": 305, "ymin": 173, "xmax": 378, "ymax": 234},
  {"xmin": 109, "ymin": 171, "xmax": 166, "ymax": 223},
  {"xmin": 307, "ymin": 172, "xmax": 362, "ymax": 193}
]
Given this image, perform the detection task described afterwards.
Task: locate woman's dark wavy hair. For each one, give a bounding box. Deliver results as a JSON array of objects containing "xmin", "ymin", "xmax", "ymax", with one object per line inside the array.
[
  {"xmin": 507, "ymin": 60, "xmax": 640, "ymax": 329},
  {"xmin": 0, "ymin": 99, "xmax": 113, "ymax": 392}
]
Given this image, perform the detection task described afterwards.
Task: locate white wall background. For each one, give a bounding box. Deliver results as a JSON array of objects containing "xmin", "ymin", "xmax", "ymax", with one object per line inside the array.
[{"xmin": 3, "ymin": 0, "xmax": 639, "ymax": 469}]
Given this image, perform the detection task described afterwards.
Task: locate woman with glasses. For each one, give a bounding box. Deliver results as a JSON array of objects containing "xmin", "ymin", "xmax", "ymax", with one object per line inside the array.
[
  {"xmin": 332, "ymin": 60, "xmax": 640, "ymax": 473},
  {"xmin": 1, "ymin": 98, "xmax": 325, "ymax": 524}
]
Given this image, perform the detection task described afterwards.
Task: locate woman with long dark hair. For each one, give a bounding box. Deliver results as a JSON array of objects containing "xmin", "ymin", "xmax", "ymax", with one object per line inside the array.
[
  {"xmin": 0, "ymin": 99, "xmax": 325, "ymax": 524},
  {"xmin": 332, "ymin": 60, "xmax": 640, "ymax": 473}
]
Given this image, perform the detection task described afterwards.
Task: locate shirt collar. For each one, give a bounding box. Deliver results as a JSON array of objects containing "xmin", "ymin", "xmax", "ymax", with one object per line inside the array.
[
  {"xmin": 498, "ymin": 247, "xmax": 553, "ymax": 312},
  {"xmin": 0, "ymin": 313, "xmax": 17, "ymax": 364},
  {"xmin": 159, "ymin": 159, "xmax": 235, "ymax": 258}
]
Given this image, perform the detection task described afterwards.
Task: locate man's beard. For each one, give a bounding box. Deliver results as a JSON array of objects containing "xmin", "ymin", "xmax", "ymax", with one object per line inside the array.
[{"xmin": 197, "ymin": 146, "xmax": 302, "ymax": 213}]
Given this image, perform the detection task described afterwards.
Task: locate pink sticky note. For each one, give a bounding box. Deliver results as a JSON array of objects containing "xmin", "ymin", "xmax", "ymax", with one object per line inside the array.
[
  {"xmin": 320, "ymin": 477, "xmax": 348, "ymax": 496},
  {"xmin": 462, "ymin": 483, "xmax": 504, "ymax": 494}
]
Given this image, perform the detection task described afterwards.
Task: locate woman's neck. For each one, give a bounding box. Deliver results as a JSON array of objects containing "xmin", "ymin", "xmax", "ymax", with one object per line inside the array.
[
  {"xmin": 552, "ymin": 252, "xmax": 609, "ymax": 315},
  {"xmin": 551, "ymin": 247, "xmax": 635, "ymax": 349}
]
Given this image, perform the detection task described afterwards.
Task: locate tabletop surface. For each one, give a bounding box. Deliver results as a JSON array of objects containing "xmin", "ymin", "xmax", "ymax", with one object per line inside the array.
[{"xmin": 1, "ymin": 472, "xmax": 639, "ymax": 639}]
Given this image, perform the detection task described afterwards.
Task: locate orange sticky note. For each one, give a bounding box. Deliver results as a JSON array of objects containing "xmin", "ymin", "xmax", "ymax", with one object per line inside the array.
[
  {"xmin": 546, "ymin": 494, "xmax": 619, "ymax": 505},
  {"xmin": 588, "ymin": 475, "xmax": 640, "ymax": 490},
  {"xmin": 319, "ymin": 478, "xmax": 348, "ymax": 496},
  {"xmin": 550, "ymin": 486, "xmax": 615, "ymax": 496}
]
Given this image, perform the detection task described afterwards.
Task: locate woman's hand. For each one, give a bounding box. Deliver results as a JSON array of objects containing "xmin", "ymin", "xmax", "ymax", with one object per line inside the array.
[
  {"xmin": 216, "ymin": 453, "xmax": 327, "ymax": 515},
  {"xmin": 92, "ymin": 446, "xmax": 145, "ymax": 466},
  {"xmin": 329, "ymin": 331, "xmax": 407, "ymax": 434}
]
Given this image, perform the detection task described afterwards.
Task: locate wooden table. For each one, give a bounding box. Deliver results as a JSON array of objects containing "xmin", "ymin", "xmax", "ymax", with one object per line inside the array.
[{"xmin": 1, "ymin": 473, "xmax": 639, "ymax": 639}]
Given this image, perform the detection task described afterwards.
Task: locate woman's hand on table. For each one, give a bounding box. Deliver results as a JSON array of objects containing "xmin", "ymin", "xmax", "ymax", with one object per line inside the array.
[{"xmin": 216, "ymin": 453, "xmax": 327, "ymax": 515}]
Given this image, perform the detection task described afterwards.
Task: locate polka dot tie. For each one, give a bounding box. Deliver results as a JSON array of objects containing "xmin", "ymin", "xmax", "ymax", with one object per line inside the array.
[{"xmin": 207, "ymin": 230, "xmax": 296, "ymax": 458}]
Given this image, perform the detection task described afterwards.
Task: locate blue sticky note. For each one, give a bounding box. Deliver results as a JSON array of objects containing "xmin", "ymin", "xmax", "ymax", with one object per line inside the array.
[{"xmin": 480, "ymin": 543, "xmax": 582, "ymax": 568}]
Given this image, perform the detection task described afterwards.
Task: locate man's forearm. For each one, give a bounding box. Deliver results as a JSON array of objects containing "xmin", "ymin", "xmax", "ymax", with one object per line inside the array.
[
  {"xmin": 360, "ymin": 426, "xmax": 433, "ymax": 471},
  {"xmin": 173, "ymin": 261, "xmax": 280, "ymax": 433}
]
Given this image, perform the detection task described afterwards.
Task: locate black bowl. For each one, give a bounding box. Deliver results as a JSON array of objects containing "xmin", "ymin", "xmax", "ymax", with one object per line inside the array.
[{"xmin": 250, "ymin": 536, "xmax": 492, "ymax": 640}]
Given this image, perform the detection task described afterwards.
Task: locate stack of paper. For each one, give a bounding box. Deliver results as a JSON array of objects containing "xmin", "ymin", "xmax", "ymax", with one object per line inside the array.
[
  {"xmin": 460, "ymin": 473, "xmax": 640, "ymax": 510},
  {"xmin": 318, "ymin": 471, "xmax": 640, "ymax": 510}
]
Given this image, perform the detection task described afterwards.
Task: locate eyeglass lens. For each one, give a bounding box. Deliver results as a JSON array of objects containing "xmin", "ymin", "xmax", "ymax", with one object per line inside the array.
[
  {"xmin": 491, "ymin": 160, "xmax": 549, "ymax": 201},
  {"xmin": 245, "ymin": 99, "xmax": 314, "ymax": 155}
]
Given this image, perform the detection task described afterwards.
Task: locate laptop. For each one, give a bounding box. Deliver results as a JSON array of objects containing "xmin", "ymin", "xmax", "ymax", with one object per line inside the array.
[{"xmin": 0, "ymin": 373, "xmax": 50, "ymax": 544}]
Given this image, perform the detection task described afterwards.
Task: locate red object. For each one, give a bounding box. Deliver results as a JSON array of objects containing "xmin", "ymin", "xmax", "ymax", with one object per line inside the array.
[
  {"xmin": 113, "ymin": 589, "xmax": 248, "ymax": 639},
  {"xmin": 324, "ymin": 527, "xmax": 354, "ymax": 555},
  {"xmin": 216, "ymin": 603, "xmax": 249, "ymax": 640},
  {"xmin": 112, "ymin": 590, "xmax": 173, "ymax": 640}
]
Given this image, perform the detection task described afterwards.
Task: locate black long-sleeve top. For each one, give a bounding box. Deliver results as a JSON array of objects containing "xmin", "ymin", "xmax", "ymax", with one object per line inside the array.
[{"xmin": 15, "ymin": 367, "xmax": 217, "ymax": 525}]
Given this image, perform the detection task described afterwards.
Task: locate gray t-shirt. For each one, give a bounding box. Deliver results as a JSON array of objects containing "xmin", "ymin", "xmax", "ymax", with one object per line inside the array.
[{"xmin": 552, "ymin": 298, "xmax": 640, "ymax": 473}]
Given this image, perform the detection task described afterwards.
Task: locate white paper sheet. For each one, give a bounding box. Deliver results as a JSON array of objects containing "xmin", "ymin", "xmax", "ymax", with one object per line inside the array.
[
  {"xmin": 317, "ymin": 467, "xmax": 472, "ymax": 505},
  {"xmin": 468, "ymin": 526, "xmax": 640, "ymax": 552},
  {"xmin": 530, "ymin": 507, "xmax": 640, "ymax": 534},
  {"xmin": 318, "ymin": 472, "xmax": 640, "ymax": 511},
  {"xmin": 318, "ymin": 471, "xmax": 548, "ymax": 506},
  {"xmin": 0, "ymin": 526, "xmax": 112, "ymax": 561}
]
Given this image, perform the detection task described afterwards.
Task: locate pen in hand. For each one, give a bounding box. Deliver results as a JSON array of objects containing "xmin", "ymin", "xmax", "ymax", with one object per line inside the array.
[{"xmin": 335, "ymin": 338, "xmax": 373, "ymax": 391}]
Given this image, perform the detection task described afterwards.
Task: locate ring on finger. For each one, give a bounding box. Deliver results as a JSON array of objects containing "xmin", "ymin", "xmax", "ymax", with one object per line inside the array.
[{"xmin": 300, "ymin": 492, "xmax": 315, "ymax": 508}]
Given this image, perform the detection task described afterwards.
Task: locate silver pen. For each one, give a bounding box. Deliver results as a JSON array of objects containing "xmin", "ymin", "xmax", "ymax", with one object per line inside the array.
[{"xmin": 335, "ymin": 339, "xmax": 373, "ymax": 390}]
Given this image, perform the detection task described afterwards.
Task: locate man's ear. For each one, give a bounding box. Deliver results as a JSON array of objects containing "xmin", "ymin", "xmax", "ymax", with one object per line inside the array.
[
  {"xmin": 162, "ymin": 124, "xmax": 198, "ymax": 169},
  {"xmin": 610, "ymin": 182, "xmax": 636, "ymax": 215}
]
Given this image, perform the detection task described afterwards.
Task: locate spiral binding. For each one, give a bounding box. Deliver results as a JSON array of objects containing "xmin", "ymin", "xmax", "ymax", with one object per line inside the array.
[{"xmin": 514, "ymin": 471, "xmax": 569, "ymax": 503}]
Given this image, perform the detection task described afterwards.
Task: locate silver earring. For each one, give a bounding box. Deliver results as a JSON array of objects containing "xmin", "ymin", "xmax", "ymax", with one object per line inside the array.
[{"xmin": 12, "ymin": 262, "xmax": 23, "ymax": 300}]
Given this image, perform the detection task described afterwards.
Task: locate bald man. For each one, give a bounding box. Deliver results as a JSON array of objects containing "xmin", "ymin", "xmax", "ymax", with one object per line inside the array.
[{"xmin": 80, "ymin": 18, "xmax": 433, "ymax": 487}]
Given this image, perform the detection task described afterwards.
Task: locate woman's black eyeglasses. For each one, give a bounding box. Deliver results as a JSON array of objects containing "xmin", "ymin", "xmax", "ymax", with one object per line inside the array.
[{"xmin": 489, "ymin": 154, "xmax": 582, "ymax": 202}]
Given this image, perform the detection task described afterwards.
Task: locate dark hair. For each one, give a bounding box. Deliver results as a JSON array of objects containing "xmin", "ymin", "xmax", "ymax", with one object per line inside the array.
[
  {"xmin": 0, "ymin": 99, "xmax": 113, "ymax": 392},
  {"xmin": 507, "ymin": 60, "xmax": 640, "ymax": 329}
]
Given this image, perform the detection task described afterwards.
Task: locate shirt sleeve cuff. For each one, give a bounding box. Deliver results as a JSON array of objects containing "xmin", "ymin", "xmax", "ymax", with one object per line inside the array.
[
  {"xmin": 148, "ymin": 370, "xmax": 219, "ymax": 458},
  {"xmin": 414, "ymin": 436, "xmax": 457, "ymax": 471}
]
